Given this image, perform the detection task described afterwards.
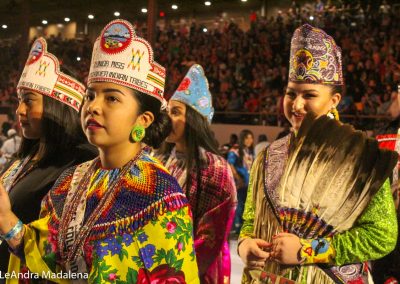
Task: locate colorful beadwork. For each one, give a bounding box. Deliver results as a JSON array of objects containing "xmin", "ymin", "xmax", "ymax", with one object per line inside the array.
[
  {"xmin": 8, "ymin": 151, "xmax": 200, "ymax": 283},
  {"xmin": 299, "ymin": 237, "xmax": 335, "ymax": 264}
]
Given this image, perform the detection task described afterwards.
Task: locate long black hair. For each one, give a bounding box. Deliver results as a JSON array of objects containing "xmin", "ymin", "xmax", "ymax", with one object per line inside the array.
[
  {"xmin": 17, "ymin": 94, "xmax": 87, "ymax": 167},
  {"xmin": 238, "ymin": 129, "xmax": 254, "ymax": 167},
  {"xmin": 160, "ymin": 106, "xmax": 220, "ymax": 223}
]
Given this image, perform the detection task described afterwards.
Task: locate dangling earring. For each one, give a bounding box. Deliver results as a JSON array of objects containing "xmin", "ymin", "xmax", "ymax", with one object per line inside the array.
[
  {"xmin": 130, "ymin": 125, "xmax": 145, "ymax": 142},
  {"xmin": 327, "ymin": 106, "xmax": 340, "ymax": 121}
]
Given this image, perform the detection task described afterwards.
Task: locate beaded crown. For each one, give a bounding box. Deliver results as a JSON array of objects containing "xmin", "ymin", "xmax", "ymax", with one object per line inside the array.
[
  {"xmin": 289, "ymin": 24, "xmax": 343, "ymax": 85},
  {"xmin": 17, "ymin": 37, "xmax": 85, "ymax": 112},
  {"xmin": 88, "ymin": 19, "xmax": 166, "ymax": 106},
  {"xmin": 171, "ymin": 64, "xmax": 214, "ymax": 123}
]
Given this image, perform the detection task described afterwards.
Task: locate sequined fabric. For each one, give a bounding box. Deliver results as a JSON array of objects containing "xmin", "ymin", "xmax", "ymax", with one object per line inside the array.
[{"xmin": 333, "ymin": 180, "xmax": 398, "ymax": 265}]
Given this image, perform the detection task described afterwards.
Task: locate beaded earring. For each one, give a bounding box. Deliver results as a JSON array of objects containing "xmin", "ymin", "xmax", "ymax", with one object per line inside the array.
[
  {"xmin": 327, "ymin": 106, "xmax": 340, "ymax": 121},
  {"xmin": 130, "ymin": 125, "xmax": 145, "ymax": 142}
]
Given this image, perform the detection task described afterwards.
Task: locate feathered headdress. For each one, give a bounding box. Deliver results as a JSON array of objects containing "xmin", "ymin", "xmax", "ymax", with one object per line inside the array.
[{"xmin": 277, "ymin": 113, "xmax": 398, "ymax": 237}]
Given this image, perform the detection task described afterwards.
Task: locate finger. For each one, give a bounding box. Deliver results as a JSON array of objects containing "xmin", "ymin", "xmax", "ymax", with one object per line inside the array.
[
  {"xmin": 275, "ymin": 232, "xmax": 296, "ymax": 238},
  {"xmin": 273, "ymin": 241, "xmax": 278, "ymax": 252},
  {"xmin": 251, "ymin": 246, "xmax": 270, "ymax": 259},
  {"xmin": 0, "ymin": 183, "xmax": 7, "ymax": 196},
  {"xmin": 254, "ymin": 238, "xmax": 272, "ymax": 248},
  {"xmin": 271, "ymin": 244, "xmax": 282, "ymax": 257},
  {"xmin": 248, "ymin": 260, "xmax": 266, "ymax": 268}
]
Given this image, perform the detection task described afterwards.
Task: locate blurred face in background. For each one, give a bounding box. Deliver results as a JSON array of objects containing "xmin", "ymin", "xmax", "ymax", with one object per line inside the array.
[
  {"xmin": 16, "ymin": 89, "xmax": 43, "ymax": 139},
  {"xmin": 166, "ymin": 100, "xmax": 186, "ymax": 146},
  {"xmin": 244, "ymin": 133, "xmax": 254, "ymax": 148}
]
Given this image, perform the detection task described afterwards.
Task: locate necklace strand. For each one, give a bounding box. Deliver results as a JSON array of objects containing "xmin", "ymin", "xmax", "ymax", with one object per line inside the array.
[{"xmin": 59, "ymin": 150, "xmax": 143, "ymax": 263}]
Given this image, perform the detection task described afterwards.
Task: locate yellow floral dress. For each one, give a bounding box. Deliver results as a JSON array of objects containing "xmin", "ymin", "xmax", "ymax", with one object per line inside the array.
[{"xmin": 8, "ymin": 152, "xmax": 199, "ymax": 283}]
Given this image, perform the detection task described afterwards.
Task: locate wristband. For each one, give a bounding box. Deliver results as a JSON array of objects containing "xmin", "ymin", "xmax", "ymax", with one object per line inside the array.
[{"xmin": 0, "ymin": 220, "xmax": 23, "ymax": 241}]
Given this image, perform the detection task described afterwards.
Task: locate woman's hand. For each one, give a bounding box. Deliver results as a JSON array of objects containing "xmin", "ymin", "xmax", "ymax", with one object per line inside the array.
[
  {"xmin": 270, "ymin": 233, "xmax": 303, "ymax": 265},
  {"xmin": 0, "ymin": 183, "xmax": 12, "ymax": 226},
  {"xmin": 238, "ymin": 238, "xmax": 272, "ymax": 268},
  {"xmin": 0, "ymin": 183, "xmax": 24, "ymax": 248}
]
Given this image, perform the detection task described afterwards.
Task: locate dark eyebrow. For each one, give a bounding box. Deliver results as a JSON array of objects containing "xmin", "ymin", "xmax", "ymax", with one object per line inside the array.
[
  {"xmin": 286, "ymin": 87, "xmax": 318, "ymax": 93},
  {"xmin": 19, "ymin": 91, "xmax": 38, "ymax": 98},
  {"xmin": 103, "ymin": 88, "xmax": 126, "ymax": 96},
  {"xmin": 170, "ymin": 105, "xmax": 183, "ymax": 111},
  {"xmin": 87, "ymin": 88, "xmax": 126, "ymax": 96}
]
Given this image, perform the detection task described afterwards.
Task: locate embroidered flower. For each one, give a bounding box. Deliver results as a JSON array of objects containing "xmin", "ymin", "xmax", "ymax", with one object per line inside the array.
[
  {"xmin": 137, "ymin": 232, "xmax": 148, "ymax": 243},
  {"xmin": 166, "ymin": 221, "xmax": 177, "ymax": 233},
  {"xmin": 122, "ymin": 233, "xmax": 133, "ymax": 246},
  {"xmin": 108, "ymin": 273, "xmax": 117, "ymax": 281},
  {"xmin": 136, "ymin": 264, "xmax": 186, "ymax": 284},
  {"xmin": 106, "ymin": 239, "xmax": 122, "ymax": 256},
  {"xmin": 139, "ymin": 244, "xmax": 156, "ymax": 269},
  {"xmin": 47, "ymin": 225, "xmax": 58, "ymax": 252},
  {"xmin": 177, "ymin": 77, "xmax": 191, "ymax": 92},
  {"xmin": 176, "ymin": 242, "xmax": 183, "ymax": 252},
  {"xmin": 95, "ymin": 244, "xmax": 109, "ymax": 259}
]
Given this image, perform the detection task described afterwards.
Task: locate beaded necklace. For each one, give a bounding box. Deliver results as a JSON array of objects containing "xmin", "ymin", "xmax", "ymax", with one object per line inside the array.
[
  {"xmin": 1, "ymin": 155, "xmax": 36, "ymax": 193},
  {"xmin": 58, "ymin": 149, "xmax": 143, "ymax": 263}
]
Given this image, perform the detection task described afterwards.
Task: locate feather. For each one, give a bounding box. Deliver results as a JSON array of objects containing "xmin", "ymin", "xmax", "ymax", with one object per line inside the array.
[{"xmin": 277, "ymin": 113, "xmax": 398, "ymax": 237}]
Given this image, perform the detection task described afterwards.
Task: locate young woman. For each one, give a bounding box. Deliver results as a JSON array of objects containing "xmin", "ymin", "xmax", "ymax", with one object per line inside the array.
[
  {"xmin": 0, "ymin": 37, "xmax": 96, "ymax": 275},
  {"xmin": 227, "ymin": 129, "xmax": 254, "ymax": 234},
  {"xmin": 0, "ymin": 20, "xmax": 199, "ymax": 283},
  {"xmin": 157, "ymin": 64, "xmax": 236, "ymax": 283},
  {"xmin": 237, "ymin": 24, "xmax": 398, "ymax": 283}
]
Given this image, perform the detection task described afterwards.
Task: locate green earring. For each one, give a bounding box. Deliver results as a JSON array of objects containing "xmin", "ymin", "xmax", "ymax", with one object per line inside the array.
[{"xmin": 130, "ymin": 125, "xmax": 145, "ymax": 142}]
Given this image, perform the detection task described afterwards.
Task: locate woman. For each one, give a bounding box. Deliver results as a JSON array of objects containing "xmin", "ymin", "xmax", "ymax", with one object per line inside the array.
[
  {"xmin": 227, "ymin": 129, "xmax": 254, "ymax": 234},
  {"xmin": 237, "ymin": 24, "xmax": 398, "ymax": 283},
  {"xmin": 157, "ymin": 64, "xmax": 236, "ymax": 283},
  {"xmin": 0, "ymin": 20, "xmax": 199, "ymax": 283},
  {"xmin": 0, "ymin": 37, "xmax": 96, "ymax": 275}
]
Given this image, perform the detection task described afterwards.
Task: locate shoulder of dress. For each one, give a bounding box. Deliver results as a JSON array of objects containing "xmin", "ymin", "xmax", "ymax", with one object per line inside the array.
[
  {"xmin": 203, "ymin": 151, "xmax": 229, "ymax": 170},
  {"xmin": 135, "ymin": 153, "xmax": 171, "ymax": 175},
  {"xmin": 122, "ymin": 154, "xmax": 183, "ymax": 196}
]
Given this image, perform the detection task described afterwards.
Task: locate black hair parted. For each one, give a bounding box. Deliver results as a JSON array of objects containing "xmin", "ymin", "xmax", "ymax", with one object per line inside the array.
[
  {"xmin": 18, "ymin": 95, "xmax": 88, "ymax": 167},
  {"xmin": 134, "ymin": 92, "xmax": 172, "ymax": 149}
]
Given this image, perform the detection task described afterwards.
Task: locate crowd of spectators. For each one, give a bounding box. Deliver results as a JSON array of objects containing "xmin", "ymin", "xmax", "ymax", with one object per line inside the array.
[{"xmin": 0, "ymin": 0, "xmax": 399, "ymax": 132}]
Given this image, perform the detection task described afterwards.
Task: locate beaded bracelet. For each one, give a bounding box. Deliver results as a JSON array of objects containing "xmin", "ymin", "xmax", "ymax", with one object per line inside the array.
[
  {"xmin": 0, "ymin": 220, "xmax": 23, "ymax": 241},
  {"xmin": 299, "ymin": 237, "xmax": 335, "ymax": 264}
]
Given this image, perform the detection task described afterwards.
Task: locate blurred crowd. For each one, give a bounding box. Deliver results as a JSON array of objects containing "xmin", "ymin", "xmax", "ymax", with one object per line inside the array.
[{"xmin": 0, "ymin": 0, "xmax": 400, "ymax": 132}]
